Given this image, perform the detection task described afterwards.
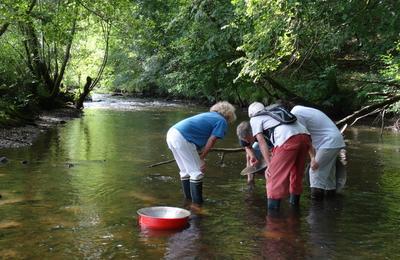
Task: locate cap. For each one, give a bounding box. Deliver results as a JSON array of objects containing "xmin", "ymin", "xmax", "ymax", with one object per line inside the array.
[{"xmin": 248, "ymin": 102, "xmax": 265, "ymax": 117}]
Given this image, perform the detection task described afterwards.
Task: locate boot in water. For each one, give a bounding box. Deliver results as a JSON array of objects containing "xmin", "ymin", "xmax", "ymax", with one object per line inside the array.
[
  {"xmin": 181, "ymin": 178, "xmax": 192, "ymax": 200},
  {"xmin": 325, "ymin": 189, "xmax": 336, "ymax": 198},
  {"xmin": 190, "ymin": 180, "xmax": 203, "ymax": 205},
  {"xmin": 267, "ymin": 198, "xmax": 281, "ymax": 210},
  {"xmin": 289, "ymin": 194, "xmax": 300, "ymax": 207},
  {"xmin": 311, "ymin": 188, "xmax": 324, "ymax": 200}
]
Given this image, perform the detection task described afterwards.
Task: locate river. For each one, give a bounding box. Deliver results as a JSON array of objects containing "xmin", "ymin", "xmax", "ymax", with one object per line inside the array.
[{"xmin": 0, "ymin": 95, "xmax": 399, "ymax": 259}]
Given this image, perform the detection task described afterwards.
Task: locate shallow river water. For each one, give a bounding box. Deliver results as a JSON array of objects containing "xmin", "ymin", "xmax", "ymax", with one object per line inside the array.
[{"xmin": 0, "ymin": 96, "xmax": 399, "ymax": 259}]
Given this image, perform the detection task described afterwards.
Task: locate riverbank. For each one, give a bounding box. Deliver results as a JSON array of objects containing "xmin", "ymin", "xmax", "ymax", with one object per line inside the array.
[{"xmin": 0, "ymin": 106, "xmax": 81, "ymax": 149}]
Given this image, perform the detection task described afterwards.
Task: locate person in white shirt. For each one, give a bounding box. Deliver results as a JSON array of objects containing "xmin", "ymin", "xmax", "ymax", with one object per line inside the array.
[
  {"xmin": 289, "ymin": 104, "xmax": 346, "ymax": 199},
  {"xmin": 245, "ymin": 102, "xmax": 318, "ymax": 210}
]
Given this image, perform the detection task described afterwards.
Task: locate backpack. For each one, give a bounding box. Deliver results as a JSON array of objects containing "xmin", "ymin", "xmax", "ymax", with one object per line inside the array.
[
  {"xmin": 251, "ymin": 104, "xmax": 297, "ymax": 144},
  {"xmin": 251, "ymin": 104, "xmax": 297, "ymax": 123}
]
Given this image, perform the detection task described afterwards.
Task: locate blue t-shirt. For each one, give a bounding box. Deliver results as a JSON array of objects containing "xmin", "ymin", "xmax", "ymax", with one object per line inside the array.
[{"xmin": 173, "ymin": 112, "xmax": 227, "ymax": 149}]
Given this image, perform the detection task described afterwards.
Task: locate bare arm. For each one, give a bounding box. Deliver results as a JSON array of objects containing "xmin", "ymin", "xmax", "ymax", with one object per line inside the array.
[
  {"xmin": 200, "ymin": 135, "xmax": 218, "ymax": 160},
  {"xmin": 245, "ymin": 146, "xmax": 258, "ymax": 166},
  {"xmin": 309, "ymin": 146, "xmax": 319, "ymax": 170},
  {"xmin": 256, "ymin": 133, "xmax": 271, "ymax": 164}
]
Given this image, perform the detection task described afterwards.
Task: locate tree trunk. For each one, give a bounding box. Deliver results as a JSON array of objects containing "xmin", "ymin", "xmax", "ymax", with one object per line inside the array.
[
  {"xmin": 75, "ymin": 77, "xmax": 93, "ymax": 109},
  {"xmin": 52, "ymin": 7, "xmax": 78, "ymax": 98},
  {"xmin": 22, "ymin": 22, "xmax": 54, "ymax": 92},
  {"xmin": 74, "ymin": 21, "xmax": 112, "ymax": 109}
]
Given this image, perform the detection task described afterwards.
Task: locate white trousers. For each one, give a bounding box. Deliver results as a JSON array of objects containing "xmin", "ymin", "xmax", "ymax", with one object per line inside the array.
[
  {"xmin": 166, "ymin": 128, "xmax": 204, "ymax": 181},
  {"xmin": 309, "ymin": 148, "xmax": 341, "ymax": 190}
]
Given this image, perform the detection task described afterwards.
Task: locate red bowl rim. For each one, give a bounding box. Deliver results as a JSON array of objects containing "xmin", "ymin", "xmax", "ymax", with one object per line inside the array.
[{"xmin": 137, "ymin": 206, "xmax": 191, "ymax": 220}]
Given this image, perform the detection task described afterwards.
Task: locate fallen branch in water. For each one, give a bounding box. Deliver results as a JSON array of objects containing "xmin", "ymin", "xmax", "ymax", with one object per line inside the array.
[
  {"xmin": 147, "ymin": 159, "xmax": 176, "ymax": 168},
  {"xmin": 335, "ymin": 94, "xmax": 400, "ymax": 127},
  {"xmin": 209, "ymin": 147, "xmax": 244, "ymax": 152},
  {"xmin": 147, "ymin": 147, "xmax": 245, "ymax": 168},
  {"xmin": 349, "ymin": 108, "xmax": 383, "ymax": 126}
]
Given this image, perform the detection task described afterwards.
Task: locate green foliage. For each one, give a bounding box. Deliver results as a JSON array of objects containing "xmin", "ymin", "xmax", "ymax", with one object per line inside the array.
[
  {"xmin": 1, "ymin": 0, "xmax": 400, "ymax": 124},
  {"xmin": 381, "ymin": 42, "xmax": 400, "ymax": 82},
  {"xmin": 0, "ymin": 82, "xmax": 37, "ymax": 126}
]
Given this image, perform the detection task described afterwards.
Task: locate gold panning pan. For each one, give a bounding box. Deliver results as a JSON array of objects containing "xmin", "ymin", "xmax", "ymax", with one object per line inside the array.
[{"xmin": 240, "ymin": 160, "xmax": 268, "ymax": 176}]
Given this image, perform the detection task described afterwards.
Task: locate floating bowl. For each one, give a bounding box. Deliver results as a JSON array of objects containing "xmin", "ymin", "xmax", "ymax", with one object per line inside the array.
[{"xmin": 137, "ymin": 206, "xmax": 191, "ymax": 230}]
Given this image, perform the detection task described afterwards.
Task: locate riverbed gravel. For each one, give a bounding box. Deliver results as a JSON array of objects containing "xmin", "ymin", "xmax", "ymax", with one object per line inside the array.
[{"xmin": 0, "ymin": 106, "xmax": 81, "ymax": 149}]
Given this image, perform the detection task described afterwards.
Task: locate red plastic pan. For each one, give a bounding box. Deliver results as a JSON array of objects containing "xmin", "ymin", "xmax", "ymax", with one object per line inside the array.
[{"xmin": 137, "ymin": 206, "xmax": 191, "ymax": 230}]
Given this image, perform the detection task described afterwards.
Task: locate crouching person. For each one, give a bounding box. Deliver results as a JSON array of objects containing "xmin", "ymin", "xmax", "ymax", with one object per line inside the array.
[
  {"xmin": 166, "ymin": 101, "xmax": 236, "ymax": 205},
  {"xmin": 237, "ymin": 121, "xmax": 271, "ymax": 185},
  {"xmin": 248, "ymin": 102, "xmax": 318, "ymax": 210}
]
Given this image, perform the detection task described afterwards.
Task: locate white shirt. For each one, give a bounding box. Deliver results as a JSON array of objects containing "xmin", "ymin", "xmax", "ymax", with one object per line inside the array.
[
  {"xmin": 291, "ymin": 105, "xmax": 345, "ymax": 149},
  {"xmin": 250, "ymin": 115, "xmax": 309, "ymax": 147}
]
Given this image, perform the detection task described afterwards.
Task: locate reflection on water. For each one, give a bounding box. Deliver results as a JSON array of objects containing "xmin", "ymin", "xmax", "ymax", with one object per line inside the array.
[
  {"xmin": 306, "ymin": 198, "xmax": 344, "ymax": 259},
  {"xmin": 0, "ymin": 102, "xmax": 400, "ymax": 258},
  {"xmin": 262, "ymin": 209, "xmax": 305, "ymax": 259}
]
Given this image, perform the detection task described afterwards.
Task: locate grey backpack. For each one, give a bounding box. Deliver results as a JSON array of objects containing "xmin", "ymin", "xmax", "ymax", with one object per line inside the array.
[
  {"xmin": 251, "ymin": 104, "xmax": 297, "ymax": 124},
  {"xmin": 251, "ymin": 104, "xmax": 297, "ymax": 144}
]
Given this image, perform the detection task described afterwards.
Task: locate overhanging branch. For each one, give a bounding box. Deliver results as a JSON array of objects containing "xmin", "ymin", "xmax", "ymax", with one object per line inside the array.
[{"xmin": 336, "ymin": 95, "xmax": 400, "ymax": 126}]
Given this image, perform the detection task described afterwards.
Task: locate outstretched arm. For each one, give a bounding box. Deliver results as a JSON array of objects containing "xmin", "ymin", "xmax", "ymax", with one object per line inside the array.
[
  {"xmin": 256, "ymin": 133, "xmax": 271, "ymax": 164},
  {"xmin": 245, "ymin": 146, "xmax": 258, "ymax": 166},
  {"xmin": 199, "ymin": 135, "xmax": 218, "ymax": 172},
  {"xmin": 309, "ymin": 146, "xmax": 319, "ymax": 170},
  {"xmin": 200, "ymin": 135, "xmax": 218, "ymax": 160}
]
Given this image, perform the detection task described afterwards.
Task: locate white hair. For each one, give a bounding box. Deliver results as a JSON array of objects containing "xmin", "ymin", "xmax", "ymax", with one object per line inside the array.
[{"xmin": 210, "ymin": 101, "xmax": 237, "ymax": 123}]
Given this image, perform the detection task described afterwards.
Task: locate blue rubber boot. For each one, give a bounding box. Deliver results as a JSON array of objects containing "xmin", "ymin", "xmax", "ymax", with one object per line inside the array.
[
  {"xmin": 190, "ymin": 181, "xmax": 203, "ymax": 204},
  {"xmin": 181, "ymin": 179, "xmax": 192, "ymax": 200},
  {"xmin": 267, "ymin": 198, "xmax": 281, "ymax": 210}
]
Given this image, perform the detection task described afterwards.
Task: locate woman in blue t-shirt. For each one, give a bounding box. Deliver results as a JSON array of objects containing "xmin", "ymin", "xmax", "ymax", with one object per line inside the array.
[{"xmin": 166, "ymin": 101, "xmax": 236, "ymax": 204}]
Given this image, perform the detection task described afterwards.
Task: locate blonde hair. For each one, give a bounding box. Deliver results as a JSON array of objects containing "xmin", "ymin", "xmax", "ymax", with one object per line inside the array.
[{"xmin": 210, "ymin": 101, "xmax": 237, "ymax": 123}]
